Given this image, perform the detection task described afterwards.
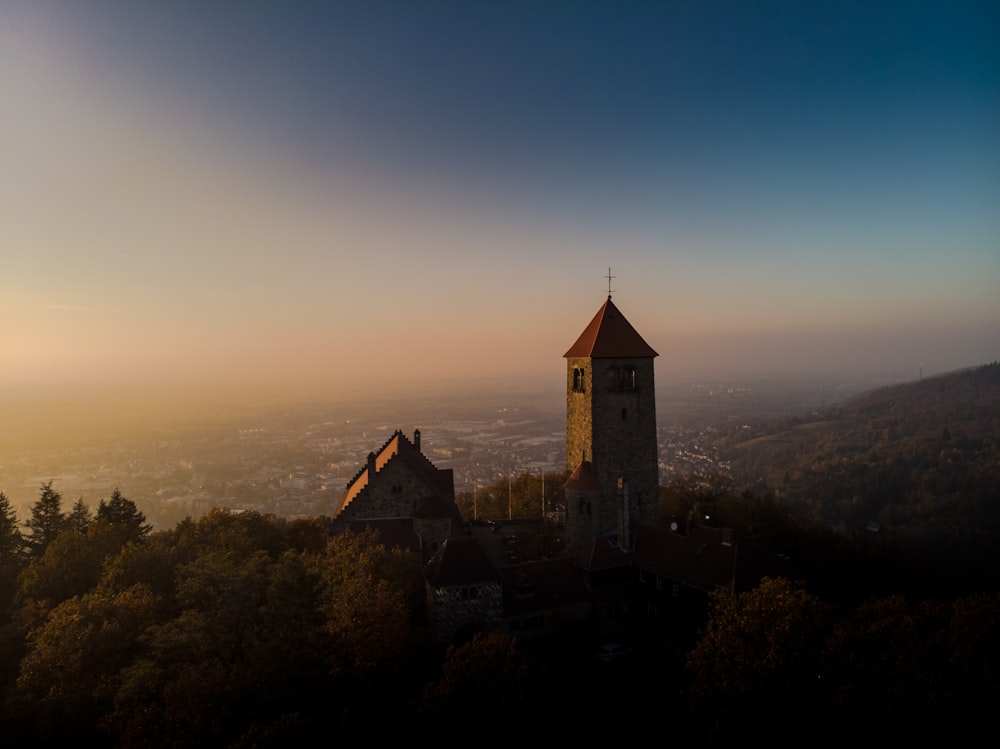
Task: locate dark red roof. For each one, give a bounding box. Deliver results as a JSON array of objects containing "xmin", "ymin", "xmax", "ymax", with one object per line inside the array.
[
  {"xmin": 563, "ymin": 296, "xmax": 658, "ymax": 359},
  {"xmin": 424, "ymin": 537, "xmax": 500, "ymax": 587},
  {"xmin": 564, "ymin": 460, "xmax": 601, "ymax": 491},
  {"xmin": 632, "ymin": 525, "xmax": 736, "ymax": 593},
  {"xmin": 574, "ymin": 535, "xmax": 633, "ymax": 572}
]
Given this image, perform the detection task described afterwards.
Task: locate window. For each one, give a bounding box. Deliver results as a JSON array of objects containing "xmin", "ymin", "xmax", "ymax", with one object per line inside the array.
[
  {"xmin": 524, "ymin": 614, "xmax": 544, "ymax": 629},
  {"xmin": 607, "ymin": 365, "xmax": 637, "ymax": 391},
  {"xmin": 600, "ymin": 602, "xmax": 625, "ymax": 619},
  {"xmin": 460, "ymin": 586, "xmax": 480, "ymax": 601},
  {"xmin": 572, "ymin": 367, "xmax": 586, "ymax": 392}
]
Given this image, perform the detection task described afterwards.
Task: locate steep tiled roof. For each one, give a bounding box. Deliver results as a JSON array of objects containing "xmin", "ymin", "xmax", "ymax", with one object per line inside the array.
[
  {"xmin": 424, "ymin": 537, "xmax": 500, "ymax": 587},
  {"xmin": 564, "ymin": 459, "xmax": 601, "ymax": 491},
  {"xmin": 632, "ymin": 525, "xmax": 737, "ymax": 593},
  {"xmin": 563, "ymin": 296, "xmax": 658, "ymax": 359},
  {"xmin": 574, "ymin": 534, "xmax": 633, "ymax": 572}
]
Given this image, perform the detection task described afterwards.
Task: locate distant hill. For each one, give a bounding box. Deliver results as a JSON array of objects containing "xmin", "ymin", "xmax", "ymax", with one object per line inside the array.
[{"xmin": 720, "ymin": 362, "xmax": 1000, "ymax": 539}]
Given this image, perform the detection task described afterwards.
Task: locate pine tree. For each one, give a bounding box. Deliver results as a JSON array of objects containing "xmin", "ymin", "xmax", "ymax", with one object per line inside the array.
[
  {"xmin": 66, "ymin": 497, "xmax": 92, "ymax": 535},
  {"xmin": 0, "ymin": 490, "xmax": 25, "ymax": 613},
  {"xmin": 24, "ymin": 481, "xmax": 66, "ymax": 558},
  {"xmin": 96, "ymin": 489, "xmax": 152, "ymax": 543},
  {"xmin": 0, "ymin": 490, "xmax": 24, "ymax": 564}
]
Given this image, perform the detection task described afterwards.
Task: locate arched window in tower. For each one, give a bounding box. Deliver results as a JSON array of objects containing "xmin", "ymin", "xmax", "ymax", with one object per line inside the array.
[{"xmin": 573, "ymin": 367, "xmax": 586, "ymax": 392}]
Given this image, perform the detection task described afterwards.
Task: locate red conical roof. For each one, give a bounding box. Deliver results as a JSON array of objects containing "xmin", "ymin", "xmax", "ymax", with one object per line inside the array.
[
  {"xmin": 564, "ymin": 459, "xmax": 601, "ymax": 491},
  {"xmin": 563, "ymin": 296, "xmax": 658, "ymax": 359}
]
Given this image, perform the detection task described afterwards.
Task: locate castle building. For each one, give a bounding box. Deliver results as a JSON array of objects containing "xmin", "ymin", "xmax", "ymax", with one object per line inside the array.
[
  {"xmin": 331, "ymin": 429, "xmax": 461, "ymax": 562},
  {"xmin": 563, "ymin": 293, "xmax": 660, "ymax": 550},
  {"xmin": 421, "ymin": 286, "xmax": 791, "ymax": 645}
]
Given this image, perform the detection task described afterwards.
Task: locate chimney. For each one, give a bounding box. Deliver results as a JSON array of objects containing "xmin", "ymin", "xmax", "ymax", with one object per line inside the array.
[
  {"xmin": 367, "ymin": 451, "xmax": 376, "ymax": 475},
  {"xmin": 413, "ymin": 429, "xmax": 421, "ymax": 452}
]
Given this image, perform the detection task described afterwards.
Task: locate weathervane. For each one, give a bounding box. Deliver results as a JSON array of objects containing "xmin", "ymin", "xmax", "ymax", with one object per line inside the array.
[{"xmin": 606, "ymin": 267, "xmax": 616, "ymax": 299}]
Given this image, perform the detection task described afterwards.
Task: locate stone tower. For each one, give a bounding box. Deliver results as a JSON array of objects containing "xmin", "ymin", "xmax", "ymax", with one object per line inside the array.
[{"xmin": 563, "ymin": 293, "xmax": 659, "ymax": 550}]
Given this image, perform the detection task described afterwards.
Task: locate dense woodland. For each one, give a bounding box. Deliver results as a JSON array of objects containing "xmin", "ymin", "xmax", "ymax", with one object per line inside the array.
[
  {"xmin": 712, "ymin": 362, "xmax": 1000, "ymax": 598},
  {"xmin": 1, "ymin": 364, "xmax": 998, "ymax": 745},
  {"xmin": 721, "ymin": 363, "xmax": 1000, "ymax": 535}
]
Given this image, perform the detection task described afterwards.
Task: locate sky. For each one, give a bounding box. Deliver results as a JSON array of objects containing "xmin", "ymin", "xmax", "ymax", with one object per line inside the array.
[{"xmin": 2, "ymin": 1, "xmax": 998, "ymax": 404}]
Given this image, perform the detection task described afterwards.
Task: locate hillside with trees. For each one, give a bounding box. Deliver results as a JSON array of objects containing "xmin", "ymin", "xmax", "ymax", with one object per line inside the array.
[{"xmin": 712, "ymin": 363, "xmax": 1000, "ymax": 592}]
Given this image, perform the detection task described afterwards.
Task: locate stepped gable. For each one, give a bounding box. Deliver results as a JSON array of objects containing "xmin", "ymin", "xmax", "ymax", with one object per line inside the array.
[
  {"xmin": 424, "ymin": 537, "xmax": 500, "ymax": 588},
  {"xmin": 341, "ymin": 429, "xmax": 453, "ymax": 510},
  {"xmin": 563, "ymin": 296, "xmax": 658, "ymax": 359}
]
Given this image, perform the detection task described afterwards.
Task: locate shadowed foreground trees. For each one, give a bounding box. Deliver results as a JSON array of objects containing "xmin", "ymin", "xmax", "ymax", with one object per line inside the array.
[
  {"xmin": 0, "ymin": 487, "xmax": 998, "ymax": 745},
  {"xmin": 687, "ymin": 577, "xmax": 999, "ymax": 745},
  {"xmin": 3, "ymin": 507, "xmax": 444, "ymax": 747}
]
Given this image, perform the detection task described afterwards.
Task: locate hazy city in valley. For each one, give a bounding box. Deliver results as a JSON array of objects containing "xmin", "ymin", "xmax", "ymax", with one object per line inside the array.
[{"xmin": 0, "ymin": 372, "xmax": 908, "ymax": 529}]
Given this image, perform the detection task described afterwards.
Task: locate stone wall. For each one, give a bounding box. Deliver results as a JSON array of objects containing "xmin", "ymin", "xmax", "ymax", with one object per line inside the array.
[
  {"xmin": 429, "ymin": 581, "xmax": 504, "ymax": 641},
  {"xmin": 565, "ymin": 355, "xmax": 659, "ymax": 544}
]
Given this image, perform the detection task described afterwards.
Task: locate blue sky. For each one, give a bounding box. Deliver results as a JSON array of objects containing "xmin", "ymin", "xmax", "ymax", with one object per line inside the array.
[{"xmin": 2, "ymin": 1, "xmax": 998, "ymax": 398}]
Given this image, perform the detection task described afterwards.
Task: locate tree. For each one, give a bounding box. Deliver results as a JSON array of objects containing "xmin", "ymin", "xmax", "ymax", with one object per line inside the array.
[
  {"xmin": 0, "ymin": 491, "xmax": 25, "ymax": 617},
  {"xmin": 285, "ymin": 517, "xmax": 327, "ymax": 555},
  {"xmin": 319, "ymin": 529, "xmax": 425, "ymax": 677},
  {"xmin": 418, "ymin": 632, "xmax": 535, "ymax": 731},
  {"xmin": 686, "ymin": 576, "xmax": 832, "ymax": 742},
  {"xmin": 23, "ymin": 481, "xmax": 65, "ymax": 558},
  {"xmin": 96, "ymin": 490, "xmax": 152, "ymax": 544},
  {"xmin": 14, "ymin": 584, "xmax": 160, "ymax": 746},
  {"xmin": 67, "ymin": 497, "xmax": 92, "ymax": 535},
  {"xmin": 14, "ymin": 530, "xmax": 107, "ymax": 609},
  {"xmin": 110, "ymin": 548, "xmax": 275, "ymax": 749},
  {"xmin": 0, "ymin": 492, "xmax": 23, "ymax": 563},
  {"xmin": 186, "ymin": 508, "xmax": 287, "ymax": 561}
]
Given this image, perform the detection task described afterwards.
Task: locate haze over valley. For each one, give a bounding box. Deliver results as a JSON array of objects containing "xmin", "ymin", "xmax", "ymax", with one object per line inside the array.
[{"xmin": 0, "ymin": 369, "xmax": 930, "ymax": 528}]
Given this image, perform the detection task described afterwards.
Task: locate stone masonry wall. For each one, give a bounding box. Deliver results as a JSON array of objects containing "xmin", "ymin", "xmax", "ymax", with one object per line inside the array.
[
  {"xmin": 338, "ymin": 460, "xmax": 434, "ymax": 525},
  {"xmin": 565, "ymin": 356, "xmax": 659, "ymax": 542}
]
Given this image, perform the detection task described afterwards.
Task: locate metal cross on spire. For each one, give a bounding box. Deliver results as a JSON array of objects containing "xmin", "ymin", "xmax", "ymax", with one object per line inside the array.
[{"xmin": 606, "ymin": 267, "xmax": 616, "ymax": 299}]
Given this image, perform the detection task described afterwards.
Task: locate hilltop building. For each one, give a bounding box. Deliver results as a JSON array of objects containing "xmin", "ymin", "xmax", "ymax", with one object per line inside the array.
[
  {"xmin": 330, "ymin": 429, "xmax": 461, "ymax": 563},
  {"xmin": 332, "ymin": 285, "xmax": 796, "ymax": 647},
  {"xmin": 563, "ymin": 294, "xmax": 660, "ymax": 550}
]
